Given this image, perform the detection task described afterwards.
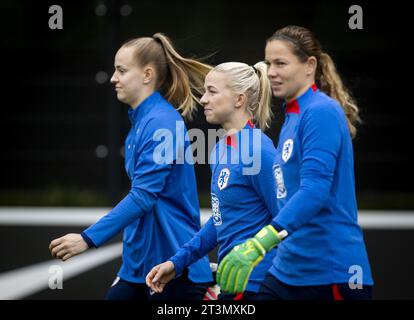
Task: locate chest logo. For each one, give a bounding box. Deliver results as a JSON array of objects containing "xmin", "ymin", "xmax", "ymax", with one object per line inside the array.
[
  {"xmin": 282, "ymin": 139, "xmax": 294, "ymax": 162},
  {"xmin": 273, "ymin": 164, "xmax": 287, "ymax": 199},
  {"xmin": 218, "ymin": 168, "xmax": 230, "ymax": 190},
  {"xmin": 211, "ymin": 193, "xmax": 222, "ymax": 226}
]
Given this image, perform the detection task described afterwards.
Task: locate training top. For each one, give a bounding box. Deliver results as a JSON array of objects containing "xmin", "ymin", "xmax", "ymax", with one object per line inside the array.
[
  {"xmin": 170, "ymin": 121, "xmax": 278, "ymax": 292},
  {"xmin": 82, "ymin": 91, "xmax": 213, "ymax": 284},
  {"xmin": 269, "ymin": 84, "xmax": 374, "ymax": 286}
]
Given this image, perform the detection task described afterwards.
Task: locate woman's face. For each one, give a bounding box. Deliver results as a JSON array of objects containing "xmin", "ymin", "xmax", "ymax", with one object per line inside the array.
[
  {"xmin": 200, "ymin": 71, "xmax": 238, "ymax": 127},
  {"xmin": 265, "ymin": 40, "xmax": 312, "ymax": 101},
  {"xmin": 110, "ymin": 46, "xmax": 146, "ymax": 108}
]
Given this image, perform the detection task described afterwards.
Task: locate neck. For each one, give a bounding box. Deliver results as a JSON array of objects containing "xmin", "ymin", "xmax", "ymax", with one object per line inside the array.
[
  {"xmin": 286, "ymin": 79, "xmax": 315, "ymax": 103},
  {"xmin": 222, "ymin": 112, "xmax": 251, "ymax": 135},
  {"xmin": 130, "ymin": 88, "xmax": 155, "ymax": 110}
]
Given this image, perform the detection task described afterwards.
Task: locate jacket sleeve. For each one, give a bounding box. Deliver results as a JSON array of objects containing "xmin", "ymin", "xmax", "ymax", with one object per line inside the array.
[
  {"xmin": 271, "ymin": 105, "xmax": 342, "ymax": 234},
  {"xmin": 169, "ymin": 217, "xmax": 218, "ymax": 276},
  {"xmin": 82, "ymin": 118, "xmax": 178, "ymax": 247}
]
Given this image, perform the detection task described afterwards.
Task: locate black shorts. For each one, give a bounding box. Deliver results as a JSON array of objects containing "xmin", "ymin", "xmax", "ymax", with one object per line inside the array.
[
  {"xmin": 105, "ymin": 269, "xmax": 211, "ymax": 300},
  {"xmin": 253, "ymin": 272, "xmax": 373, "ymax": 300}
]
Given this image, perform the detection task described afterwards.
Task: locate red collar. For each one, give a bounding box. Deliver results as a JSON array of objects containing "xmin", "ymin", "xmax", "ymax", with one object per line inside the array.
[
  {"xmin": 225, "ymin": 120, "xmax": 254, "ymax": 147},
  {"xmin": 285, "ymin": 84, "xmax": 318, "ymax": 114}
]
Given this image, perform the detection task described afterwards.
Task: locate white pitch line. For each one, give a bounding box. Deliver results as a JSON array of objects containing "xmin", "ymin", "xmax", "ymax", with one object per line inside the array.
[
  {"xmin": 0, "ymin": 242, "xmax": 122, "ymax": 300},
  {"xmin": 0, "ymin": 208, "xmax": 414, "ymax": 228},
  {"xmin": 0, "ymin": 207, "xmax": 107, "ymax": 226},
  {"xmin": 357, "ymin": 212, "xmax": 414, "ymax": 229}
]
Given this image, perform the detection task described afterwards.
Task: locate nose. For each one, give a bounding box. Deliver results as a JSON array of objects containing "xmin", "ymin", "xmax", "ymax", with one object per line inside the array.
[
  {"xmin": 200, "ymin": 93, "xmax": 208, "ymax": 106},
  {"xmin": 110, "ymin": 72, "xmax": 118, "ymax": 84},
  {"xmin": 267, "ymin": 65, "xmax": 278, "ymax": 78}
]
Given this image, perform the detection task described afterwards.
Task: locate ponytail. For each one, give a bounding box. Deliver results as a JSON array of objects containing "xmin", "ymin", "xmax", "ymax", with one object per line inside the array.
[
  {"xmin": 253, "ymin": 62, "xmax": 273, "ymax": 130},
  {"xmin": 152, "ymin": 33, "xmax": 212, "ymax": 120},
  {"xmin": 317, "ymin": 52, "xmax": 361, "ymax": 138}
]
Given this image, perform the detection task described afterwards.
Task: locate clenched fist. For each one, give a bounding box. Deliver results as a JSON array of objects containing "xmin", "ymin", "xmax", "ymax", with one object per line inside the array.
[{"xmin": 49, "ymin": 233, "xmax": 89, "ymax": 261}]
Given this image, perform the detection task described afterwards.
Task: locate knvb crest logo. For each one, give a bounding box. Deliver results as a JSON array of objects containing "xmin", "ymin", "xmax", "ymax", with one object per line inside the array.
[
  {"xmin": 282, "ymin": 139, "xmax": 293, "ymax": 162},
  {"xmin": 218, "ymin": 168, "xmax": 230, "ymax": 190}
]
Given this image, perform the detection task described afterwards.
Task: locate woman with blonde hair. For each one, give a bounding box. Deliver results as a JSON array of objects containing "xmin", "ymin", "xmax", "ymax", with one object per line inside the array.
[
  {"xmin": 49, "ymin": 33, "xmax": 214, "ymax": 300},
  {"xmin": 146, "ymin": 61, "xmax": 278, "ymax": 300}
]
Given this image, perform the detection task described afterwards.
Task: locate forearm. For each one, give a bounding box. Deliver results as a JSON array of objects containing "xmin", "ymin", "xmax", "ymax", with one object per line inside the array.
[
  {"xmin": 83, "ymin": 188, "xmax": 153, "ymax": 247},
  {"xmin": 170, "ymin": 218, "xmax": 218, "ymax": 276},
  {"xmin": 271, "ymin": 173, "xmax": 332, "ymax": 234}
]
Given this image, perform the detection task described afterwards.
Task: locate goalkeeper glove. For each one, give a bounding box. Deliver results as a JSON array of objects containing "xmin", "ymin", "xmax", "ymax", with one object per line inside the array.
[{"xmin": 216, "ymin": 225, "xmax": 287, "ymax": 293}]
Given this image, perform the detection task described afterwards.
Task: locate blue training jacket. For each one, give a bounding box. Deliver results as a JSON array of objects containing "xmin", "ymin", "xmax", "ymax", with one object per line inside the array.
[
  {"xmin": 269, "ymin": 84, "xmax": 374, "ymax": 286},
  {"xmin": 82, "ymin": 91, "xmax": 212, "ymax": 284},
  {"xmin": 170, "ymin": 121, "xmax": 278, "ymax": 292}
]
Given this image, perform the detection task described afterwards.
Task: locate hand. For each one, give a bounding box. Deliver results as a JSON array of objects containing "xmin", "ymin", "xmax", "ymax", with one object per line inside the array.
[
  {"xmin": 216, "ymin": 225, "xmax": 287, "ymax": 294},
  {"xmin": 49, "ymin": 233, "xmax": 89, "ymax": 261},
  {"xmin": 145, "ymin": 261, "xmax": 176, "ymax": 293}
]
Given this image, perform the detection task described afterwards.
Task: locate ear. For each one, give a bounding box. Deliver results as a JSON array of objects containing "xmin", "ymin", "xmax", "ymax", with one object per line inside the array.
[
  {"xmin": 143, "ymin": 66, "xmax": 154, "ymax": 84},
  {"xmin": 235, "ymin": 93, "xmax": 247, "ymax": 109},
  {"xmin": 306, "ymin": 56, "xmax": 317, "ymax": 76}
]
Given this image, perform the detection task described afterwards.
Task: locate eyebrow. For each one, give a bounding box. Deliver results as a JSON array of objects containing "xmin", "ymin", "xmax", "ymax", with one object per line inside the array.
[
  {"xmin": 115, "ymin": 65, "xmax": 127, "ymax": 69},
  {"xmin": 266, "ymin": 58, "xmax": 287, "ymax": 63},
  {"xmin": 206, "ymin": 85, "xmax": 218, "ymax": 90}
]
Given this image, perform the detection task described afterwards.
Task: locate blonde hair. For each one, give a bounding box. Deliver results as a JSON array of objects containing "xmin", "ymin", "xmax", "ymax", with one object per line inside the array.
[
  {"xmin": 122, "ymin": 33, "xmax": 212, "ymax": 120},
  {"xmin": 268, "ymin": 25, "xmax": 361, "ymax": 138},
  {"xmin": 212, "ymin": 62, "xmax": 273, "ymax": 130}
]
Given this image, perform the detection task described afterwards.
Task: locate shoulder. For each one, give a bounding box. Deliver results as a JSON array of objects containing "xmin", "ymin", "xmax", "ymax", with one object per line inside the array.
[
  {"xmin": 260, "ymin": 131, "xmax": 276, "ymax": 153},
  {"xmin": 248, "ymin": 129, "xmax": 276, "ymax": 157},
  {"xmin": 150, "ymin": 97, "xmax": 183, "ymax": 123},
  {"xmin": 143, "ymin": 102, "xmax": 185, "ymax": 136},
  {"xmin": 305, "ymin": 91, "xmax": 345, "ymax": 120},
  {"xmin": 243, "ymin": 130, "xmax": 276, "ymax": 169},
  {"xmin": 299, "ymin": 92, "xmax": 347, "ymax": 133},
  {"xmin": 298, "ymin": 92, "xmax": 348, "ymax": 143}
]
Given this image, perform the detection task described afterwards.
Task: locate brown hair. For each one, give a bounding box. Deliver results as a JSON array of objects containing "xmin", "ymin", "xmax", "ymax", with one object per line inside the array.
[
  {"xmin": 122, "ymin": 33, "xmax": 212, "ymax": 120},
  {"xmin": 268, "ymin": 25, "xmax": 361, "ymax": 138}
]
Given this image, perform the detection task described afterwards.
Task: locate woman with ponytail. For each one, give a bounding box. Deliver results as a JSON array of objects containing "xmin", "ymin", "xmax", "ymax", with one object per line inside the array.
[
  {"xmin": 216, "ymin": 25, "xmax": 373, "ymax": 300},
  {"xmin": 49, "ymin": 33, "xmax": 214, "ymax": 300},
  {"xmin": 146, "ymin": 62, "xmax": 278, "ymax": 300}
]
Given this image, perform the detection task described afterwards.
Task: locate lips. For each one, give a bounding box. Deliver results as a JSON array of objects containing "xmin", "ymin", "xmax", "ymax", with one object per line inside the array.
[{"xmin": 271, "ymin": 82, "xmax": 283, "ymax": 91}]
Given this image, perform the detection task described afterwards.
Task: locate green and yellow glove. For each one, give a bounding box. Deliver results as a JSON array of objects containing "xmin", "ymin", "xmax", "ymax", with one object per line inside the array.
[{"xmin": 216, "ymin": 225, "xmax": 287, "ymax": 294}]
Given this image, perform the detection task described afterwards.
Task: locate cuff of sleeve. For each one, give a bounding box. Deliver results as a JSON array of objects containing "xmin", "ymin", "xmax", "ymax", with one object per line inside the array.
[
  {"xmin": 168, "ymin": 256, "xmax": 183, "ymax": 278},
  {"xmin": 81, "ymin": 231, "xmax": 96, "ymax": 248},
  {"xmin": 270, "ymin": 221, "xmax": 284, "ymax": 233}
]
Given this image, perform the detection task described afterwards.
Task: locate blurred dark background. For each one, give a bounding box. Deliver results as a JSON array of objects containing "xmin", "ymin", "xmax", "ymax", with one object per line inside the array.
[{"xmin": 1, "ymin": 0, "xmax": 412, "ymax": 208}]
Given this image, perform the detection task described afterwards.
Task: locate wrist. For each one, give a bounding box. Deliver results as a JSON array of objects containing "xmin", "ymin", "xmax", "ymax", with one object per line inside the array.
[
  {"xmin": 81, "ymin": 232, "xmax": 96, "ymax": 248},
  {"xmin": 168, "ymin": 257, "xmax": 183, "ymax": 277},
  {"xmin": 254, "ymin": 225, "xmax": 284, "ymax": 252}
]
